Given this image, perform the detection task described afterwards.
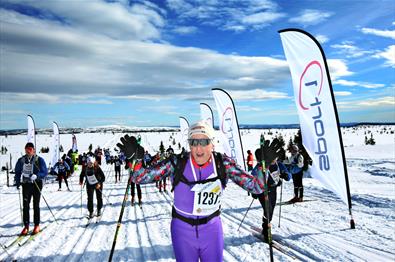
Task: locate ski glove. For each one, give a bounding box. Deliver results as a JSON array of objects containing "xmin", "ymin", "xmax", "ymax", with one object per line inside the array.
[
  {"xmin": 255, "ymin": 138, "xmax": 282, "ymax": 168},
  {"xmin": 30, "ymin": 174, "xmax": 37, "ymax": 182},
  {"xmin": 117, "ymin": 135, "xmax": 145, "ymax": 160}
]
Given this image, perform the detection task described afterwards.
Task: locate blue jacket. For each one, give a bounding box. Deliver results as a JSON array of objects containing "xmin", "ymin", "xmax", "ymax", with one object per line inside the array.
[
  {"xmin": 53, "ymin": 161, "xmax": 70, "ymax": 175},
  {"xmin": 14, "ymin": 155, "xmax": 48, "ymax": 186}
]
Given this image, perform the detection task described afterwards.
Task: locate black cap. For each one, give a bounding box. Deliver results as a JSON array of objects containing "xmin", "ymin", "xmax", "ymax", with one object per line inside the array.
[{"xmin": 25, "ymin": 142, "xmax": 35, "ymax": 148}]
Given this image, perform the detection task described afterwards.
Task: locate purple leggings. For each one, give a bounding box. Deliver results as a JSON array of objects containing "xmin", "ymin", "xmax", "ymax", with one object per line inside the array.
[{"xmin": 171, "ymin": 216, "xmax": 223, "ymax": 262}]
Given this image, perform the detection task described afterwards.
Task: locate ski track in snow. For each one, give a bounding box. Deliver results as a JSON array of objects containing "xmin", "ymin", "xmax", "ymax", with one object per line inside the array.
[{"xmin": 1, "ymin": 127, "xmax": 395, "ymax": 261}]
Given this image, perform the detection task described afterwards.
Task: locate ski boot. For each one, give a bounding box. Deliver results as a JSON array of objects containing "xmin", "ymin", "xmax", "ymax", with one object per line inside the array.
[
  {"xmin": 32, "ymin": 225, "xmax": 40, "ymax": 235},
  {"xmin": 287, "ymin": 196, "xmax": 298, "ymax": 204},
  {"xmin": 20, "ymin": 227, "xmax": 29, "ymax": 236}
]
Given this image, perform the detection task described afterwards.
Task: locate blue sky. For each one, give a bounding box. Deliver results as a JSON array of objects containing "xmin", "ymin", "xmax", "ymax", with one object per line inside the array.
[{"xmin": 0, "ymin": 0, "xmax": 394, "ymax": 130}]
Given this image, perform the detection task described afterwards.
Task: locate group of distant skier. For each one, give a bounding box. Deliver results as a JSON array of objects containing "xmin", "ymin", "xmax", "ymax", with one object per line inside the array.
[{"xmin": 14, "ymin": 121, "xmax": 310, "ymax": 261}]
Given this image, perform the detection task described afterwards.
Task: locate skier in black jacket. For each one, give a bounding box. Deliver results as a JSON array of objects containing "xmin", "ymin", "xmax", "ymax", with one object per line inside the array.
[
  {"xmin": 79, "ymin": 156, "xmax": 105, "ymax": 218},
  {"xmin": 14, "ymin": 142, "xmax": 48, "ymax": 235},
  {"xmin": 252, "ymin": 148, "xmax": 291, "ymax": 242}
]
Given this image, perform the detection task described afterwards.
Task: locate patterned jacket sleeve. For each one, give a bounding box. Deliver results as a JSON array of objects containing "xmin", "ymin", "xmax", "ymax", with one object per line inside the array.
[
  {"xmin": 130, "ymin": 155, "xmax": 177, "ymax": 184},
  {"xmin": 222, "ymin": 154, "xmax": 266, "ymax": 194}
]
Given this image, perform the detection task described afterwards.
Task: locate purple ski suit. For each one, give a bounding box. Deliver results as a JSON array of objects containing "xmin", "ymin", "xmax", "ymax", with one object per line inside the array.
[{"xmin": 131, "ymin": 152, "xmax": 266, "ymax": 262}]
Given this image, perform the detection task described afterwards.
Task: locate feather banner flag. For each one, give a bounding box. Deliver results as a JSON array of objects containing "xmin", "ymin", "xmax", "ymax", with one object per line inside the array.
[
  {"xmin": 179, "ymin": 116, "xmax": 190, "ymax": 151},
  {"xmin": 52, "ymin": 122, "xmax": 60, "ymax": 166},
  {"xmin": 72, "ymin": 134, "xmax": 78, "ymax": 153},
  {"xmin": 212, "ymin": 88, "xmax": 246, "ymax": 170},
  {"xmin": 279, "ymin": 28, "xmax": 354, "ymax": 228},
  {"xmin": 200, "ymin": 103, "xmax": 214, "ymax": 128},
  {"xmin": 27, "ymin": 115, "xmax": 36, "ymax": 147}
]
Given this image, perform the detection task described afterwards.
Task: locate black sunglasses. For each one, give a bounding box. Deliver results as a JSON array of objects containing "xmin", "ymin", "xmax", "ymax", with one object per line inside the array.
[{"xmin": 188, "ymin": 138, "xmax": 212, "ymax": 147}]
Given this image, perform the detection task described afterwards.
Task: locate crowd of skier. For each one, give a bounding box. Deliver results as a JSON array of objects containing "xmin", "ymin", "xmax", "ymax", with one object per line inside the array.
[{"xmin": 12, "ymin": 122, "xmax": 311, "ymax": 261}]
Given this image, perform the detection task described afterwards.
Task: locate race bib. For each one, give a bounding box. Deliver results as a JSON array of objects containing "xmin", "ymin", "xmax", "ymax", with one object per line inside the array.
[
  {"xmin": 86, "ymin": 175, "xmax": 99, "ymax": 185},
  {"xmin": 22, "ymin": 163, "xmax": 33, "ymax": 175},
  {"xmin": 270, "ymin": 170, "xmax": 280, "ymax": 185},
  {"xmin": 191, "ymin": 173, "xmax": 222, "ymax": 216}
]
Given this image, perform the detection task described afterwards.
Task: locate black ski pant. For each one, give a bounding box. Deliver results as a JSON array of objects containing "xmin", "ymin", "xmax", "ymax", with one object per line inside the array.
[
  {"xmin": 22, "ymin": 180, "xmax": 43, "ymax": 227},
  {"xmin": 131, "ymin": 182, "xmax": 141, "ymax": 200},
  {"xmin": 115, "ymin": 167, "xmax": 121, "ymax": 182},
  {"xmin": 292, "ymin": 170, "xmax": 304, "ymax": 198},
  {"xmin": 258, "ymin": 187, "xmax": 277, "ymax": 237},
  {"xmin": 57, "ymin": 173, "xmax": 69, "ymax": 189},
  {"xmin": 86, "ymin": 184, "xmax": 103, "ymax": 213}
]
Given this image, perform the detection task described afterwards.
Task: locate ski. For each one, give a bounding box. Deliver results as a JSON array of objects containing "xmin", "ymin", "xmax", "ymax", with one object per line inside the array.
[
  {"xmin": 85, "ymin": 216, "xmax": 94, "ymax": 227},
  {"xmin": 3, "ymin": 234, "xmax": 28, "ymax": 249},
  {"xmin": 95, "ymin": 214, "xmax": 103, "ymax": 224},
  {"xmin": 277, "ymin": 199, "xmax": 315, "ymax": 206},
  {"xmin": 250, "ymin": 226, "xmax": 297, "ymax": 260},
  {"xmin": 252, "ymin": 232, "xmax": 297, "ymax": 259},
  {"xmin": 18, "ymin": 226, "xmax": 47, "ymax": 247}
]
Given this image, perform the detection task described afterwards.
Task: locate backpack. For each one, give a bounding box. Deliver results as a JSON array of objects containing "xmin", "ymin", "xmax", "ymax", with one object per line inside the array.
[{"xmin": 170, "ymin": 152, "xmax": 227, "ymax": 192}]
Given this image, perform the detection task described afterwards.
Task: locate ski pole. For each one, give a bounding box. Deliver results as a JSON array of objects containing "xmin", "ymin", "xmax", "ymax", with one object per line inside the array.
[
  {"xmin": 34, "ymin": 180, "xmax": 58, "ymax": 224},
  {"xmin": 108, "ymin": 159, "xmax": 136, "ymax": 262},
  {"xmin": 98, "ymin": 188, "xmax": 112, "ymax": 205},
  {"xmin": 237, "ymin": 198, "xmax": 254, "ymax": 231},
  {"xmin": 18, "ymin": 186, "xmax": 23, "ymax": 227},
  {"xmin": 260, "ymin": 135, "xmax": 274, "ymax": 262},
  {"xmin": 80, "ymin": 181, "xmax": 86, "ymax": 215},
  {"xmin": 278, "ymin": 179, "xmax": 283, "ymax": 228}
]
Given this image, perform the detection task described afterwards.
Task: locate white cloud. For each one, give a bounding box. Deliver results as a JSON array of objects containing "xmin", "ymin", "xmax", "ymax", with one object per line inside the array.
[
  {"xmin": 358, "ymin": 96, "xmax": 395, "ymax": 107},
  {"xmin": 338, "ymin": 96, "xmax": 395, "ymax": 110},
  {"xmin": 236, "ymin": 105, "xmax": 263, "ymax": 112},
  {"xmin": 0, "ymin": 8, "xmax": 291, "ymax": 104},
  {"xmin": 241, "ymin": 11, "xmax": 285, "ymax": 25},
  {"xmin": 289, "ymin": 9, "xmax": 333, "ymax": 26},
  {"xmin": 327, "ymin": 59, "xmax": 354, "ymax": 80},
  {"xmin": 166, "ymin": 0, "xmax": 285, "ymax": 32},
  {"xmin": 173, "ymin": 26, "xmax": 198, "ymax": 35},
  {"xmin": 373, "ymin": 45, "xmax": 395, "ymax": 68},
  {"xmin": 334, "ymin": 91, "xmax": 352, "ymax": 96},
  {"xmin": 331, "ymin": 42, "xmax": 375, "ymax": 58},
  {"xmin": 226, "ymin": 89, "xmax": 289, "ymax": 101},
  {"xmin": 361, "ymin": 27, "xmax": 395, "ymax": 39},
  {"xmin": 334, "ymin": 79, "xmax": 385, "ymax": 89},
  {"xmin": 315, "ymin": 34, "xmax": 329, "ymax": 44},
  {"xmin": 1, "ymin": 93, "xmax": 112, "ymax": 104},
  {"xmin": 1, "ymin": 0, "xmax": 164, "ymax": 41}
]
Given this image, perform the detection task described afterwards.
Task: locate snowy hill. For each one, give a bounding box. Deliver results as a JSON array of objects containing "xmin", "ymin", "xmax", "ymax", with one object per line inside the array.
[{"xmin": 0, "ymin": 126, "xmax": 394, "ymax": 261}]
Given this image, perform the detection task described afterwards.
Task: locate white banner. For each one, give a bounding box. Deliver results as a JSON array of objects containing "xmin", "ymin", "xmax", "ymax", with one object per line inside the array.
[
  {"xmin": 212, "ymin": 88, "xmax": 246, "ymax": 170},
  {"xmin": 179, "ymin": 116, "xmax": 189, "ymax": 151},
  {"xmin": 280, "ymin": 29, "xmax": 350, "ymax": 205},
  {"xmin": 52, "ymin": 122, "xmax": 60, "ymax": 166},
  {"xmin": 200, "ymin": 103, "xmax": 214, "ymax": 128},
  {"xmin": 27, "ymin": 114, "xmax": 35, "ymax": 146},
  {"xmin": 72, "ymin": 134, "xmax": 78, "ymax": 152}
]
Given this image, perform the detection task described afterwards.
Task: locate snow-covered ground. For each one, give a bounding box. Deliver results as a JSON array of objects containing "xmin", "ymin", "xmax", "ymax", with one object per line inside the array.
[{"xmin": 0, "ymin": 125, "xmax": 394, "ymax": 261}]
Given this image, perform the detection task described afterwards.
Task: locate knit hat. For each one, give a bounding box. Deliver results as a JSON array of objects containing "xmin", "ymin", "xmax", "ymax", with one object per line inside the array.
[
  {"xmin": 188, "ymin": 121, "xmax": 215, "ymax": 140},
  {"xmin": 25, "ymin": 142, "xmax": 35, "ymax": 149}
]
